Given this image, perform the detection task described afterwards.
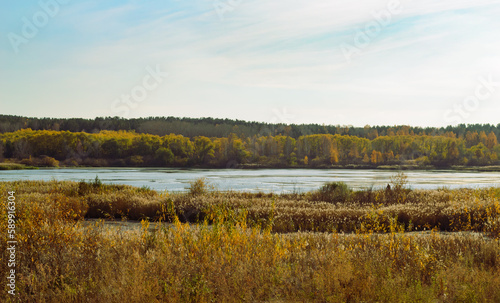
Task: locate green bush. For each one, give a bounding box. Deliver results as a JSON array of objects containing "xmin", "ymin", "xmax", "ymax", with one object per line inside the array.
[
  {"xmin": 155, "ymin": 147, "xmax": 174, "ymax": 165},
  {"xmin": 312, "ymin": 181, "xmax": 352, "ymax": 203}
]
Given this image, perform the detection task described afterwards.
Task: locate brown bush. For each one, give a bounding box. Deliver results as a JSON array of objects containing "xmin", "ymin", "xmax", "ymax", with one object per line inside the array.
[{"xmin": 39, "ymin": 155, "xmax": 60, "ymax": 167}]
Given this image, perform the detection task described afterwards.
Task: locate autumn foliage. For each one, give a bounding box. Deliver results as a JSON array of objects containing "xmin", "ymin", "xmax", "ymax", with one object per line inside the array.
[{"xmin": 0, "ymin": 128, "xmax": 499, "ymax": 168}]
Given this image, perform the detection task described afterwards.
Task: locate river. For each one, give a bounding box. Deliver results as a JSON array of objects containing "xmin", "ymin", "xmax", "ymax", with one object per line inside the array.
[{"xmin": 1, "ymin": 168, "xmax": 500, "ymax": 193}]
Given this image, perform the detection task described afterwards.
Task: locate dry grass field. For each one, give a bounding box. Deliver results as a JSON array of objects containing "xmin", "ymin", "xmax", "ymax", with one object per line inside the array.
[{"xmin": 1, "ymin": 176, "xmax": 500, "ymax": 302}]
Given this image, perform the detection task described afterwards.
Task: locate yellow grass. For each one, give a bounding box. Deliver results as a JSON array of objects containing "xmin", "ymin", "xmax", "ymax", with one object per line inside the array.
[{"xmin": 0, "ymin": 180, "xmax": 499, "ymax": 302}]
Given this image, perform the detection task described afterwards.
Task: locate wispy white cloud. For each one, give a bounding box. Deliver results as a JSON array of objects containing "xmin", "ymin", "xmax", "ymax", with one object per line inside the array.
[{"xmin": 1, "ymin": 0, "xmax": 500, "ymax": 126}]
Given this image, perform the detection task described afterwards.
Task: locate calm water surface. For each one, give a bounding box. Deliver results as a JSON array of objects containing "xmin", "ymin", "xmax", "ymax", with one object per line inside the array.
[{"xmin": 1, "ymin": 168, "xmax": 499, "ymax": 193}]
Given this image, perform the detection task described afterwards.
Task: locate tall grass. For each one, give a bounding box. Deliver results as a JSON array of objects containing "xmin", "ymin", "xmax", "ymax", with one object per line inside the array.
[
  {"xmin": 5, "ymin": 178, "xmax": 500, "ymax": 234},
  {"xmin": 1, "ymin": 179, "xmax": 500, "ymax": 302}
]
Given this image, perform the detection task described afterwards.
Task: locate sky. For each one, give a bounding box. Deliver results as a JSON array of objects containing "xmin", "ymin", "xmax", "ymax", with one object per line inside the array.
[{"xmin": 1, "ymin": 0, "xmax": 500, "ymax": 127}]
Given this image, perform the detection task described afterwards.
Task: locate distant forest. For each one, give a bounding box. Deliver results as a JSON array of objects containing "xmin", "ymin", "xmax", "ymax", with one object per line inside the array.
[
  {"xmin": 0, "ymin": 115, "xmax": 499, "ymax": 169},
  {"xmin": 2, "ymin": 114, "xmax": 500, "ymax": 139}
]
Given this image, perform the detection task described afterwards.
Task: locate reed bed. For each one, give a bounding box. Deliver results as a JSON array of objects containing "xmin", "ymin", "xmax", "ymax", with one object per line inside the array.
[{"xmin": 0, "ymin": 179, "xmax": 499, "ymax": 302}]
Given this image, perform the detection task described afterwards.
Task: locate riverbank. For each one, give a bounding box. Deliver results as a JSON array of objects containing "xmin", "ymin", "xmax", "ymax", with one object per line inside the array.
[
  {"xmin": 241, "ymin": 163, "xmax": 500, "ymax": 171},
  {"xmin": 3, "ymin": 157, "xmax": 500, "ymax": 172},
  {"xmin": 0, "ymin": 162, "xmax": 38, "ymax": 170}
]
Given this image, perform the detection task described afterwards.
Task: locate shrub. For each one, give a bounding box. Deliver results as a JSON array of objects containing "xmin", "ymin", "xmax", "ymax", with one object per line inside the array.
[
  {"xmin": 312, "ymin": 181, "xmax": 352, "ymax": 203},
  {"xmin": 20, "ymin": 156, "xmax": 35, "ymax": 166},
  {"xmin": 352, "ymin": 186, "xmax": 376, "ymax": 205},
  {"xmin": 62, "ymin": 158, "xmax": 81, "ymax": 167},
  {"xmin": 82, "ymin": 158, "xmax": 110, "ymax": 167},
  {"xmin": 390, "ymin": 171, "xmax": 408, "ymax": 192},
  {"xmin": 386, "ymin": 172, "xmax": 410, "ymax": 204},
  {"xmin": 77, "ymin": 176, "xmax": 104, "ymax": 196},
  {"xmin": 39, "ymin": 155, "xmax": 59, "ymax": 167},
  {"xmin": 128, "ymin": 155, "xmax": 144, "ymax": 166},
  {"xmin": 188, "ymin": 178, "xmax": 209, "ymax": 196},
  {"xmin": 155, "ymin": 147, "xmax": 174, "ymax": 165},
  {"xmin": 486, "ymin": 217, "xmax": 500, "ymax": 239}
]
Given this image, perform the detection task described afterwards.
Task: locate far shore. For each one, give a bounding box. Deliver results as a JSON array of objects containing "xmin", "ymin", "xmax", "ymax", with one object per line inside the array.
[{"xmin": 2, "ymin": 161, "xmax": 500, "ymax": 172}]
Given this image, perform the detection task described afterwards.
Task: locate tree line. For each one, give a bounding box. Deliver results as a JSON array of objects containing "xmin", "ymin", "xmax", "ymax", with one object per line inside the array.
[
  {"xmin": 0, "ymin": 129, "xmax": 499, "ymax": 168},
  {"xmin": 1, "ymin": 114, "xmax": 500, "ymax": 140}
]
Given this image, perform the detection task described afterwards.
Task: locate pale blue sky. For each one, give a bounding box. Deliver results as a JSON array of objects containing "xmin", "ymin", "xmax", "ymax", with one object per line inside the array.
[{"xmin": 1, "ymin": 0, "xmax": 500, "ymax": 127}]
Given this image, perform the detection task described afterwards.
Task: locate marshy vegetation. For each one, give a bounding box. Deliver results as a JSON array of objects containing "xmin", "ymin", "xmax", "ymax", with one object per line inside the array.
[{"xmin": 1, "ymin": 175, "xmax": 500, "ymax": 302}]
